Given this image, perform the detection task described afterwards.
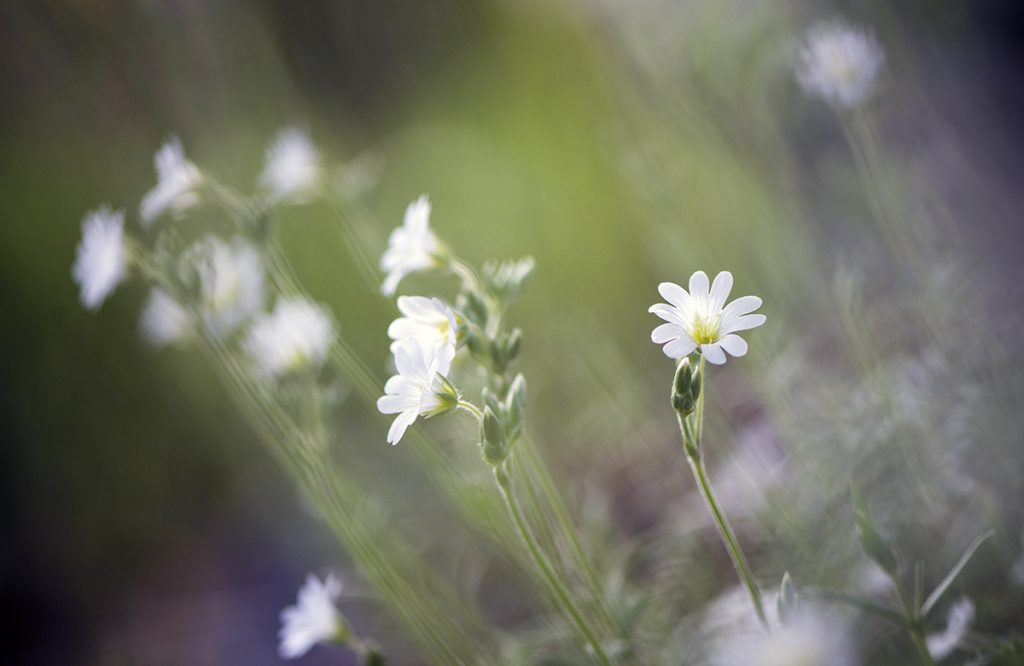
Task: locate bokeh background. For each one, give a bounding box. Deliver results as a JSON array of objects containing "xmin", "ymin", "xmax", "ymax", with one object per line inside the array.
[{"xmin": 2, "ymin": 1, "xmax": 1024, "ymax": 664}]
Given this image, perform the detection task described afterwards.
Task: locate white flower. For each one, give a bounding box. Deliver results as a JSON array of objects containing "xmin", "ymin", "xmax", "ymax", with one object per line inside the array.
[
  {"xmin": 185, "ymin": 237, "xmax": 265, "ymax": 339},
  {"xmin": 377, "ymin": 340, "xmax": 458, "ymax": 445},
  {"xmin": 710, "ymin": 603, "xmax": 856, "ymax": 666},
  {"xmin": 260, "ymin": 128, "xmax": 321, "ymax": 204},
  {"xmin": 72, "ymin": 206, "xmax": 127, "ymax": 311},
  {"xmin": 278, "ymin": 573, "xmax": 345, "ymax": 660},
  {"xmin": 796, "ymin": 21, "xmax": 885, "ymax": 108},
  {"xmin": 927, "ymin": 597, "xmax": 975, "ymax": 661},
  {"xmin": 649, "ymin": 271, "xmax": 766, "ymax": 365},
  {"xmin": 139, "ymin": 288, "xmax": 193, "ymax": 347},
  {"xmin": 140, "ymin": 136, "xmax": 203, "ymax": 226},
  {"xmin": 244, "ymin": 298, "xmax": 336, "ymax": 379},
  {"xmin": 380, "ymin": 195, "xmax": 444, "ymax": 296},
  {"xmin": 387, "ymin": 296, "xmax": 457, "ymax": 368}
]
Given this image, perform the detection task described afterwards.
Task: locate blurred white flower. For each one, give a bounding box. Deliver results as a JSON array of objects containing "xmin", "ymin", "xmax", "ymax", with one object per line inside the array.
[
  {"xmin": 139, "ymin": 288, "xmax": 193, "ymax": 347},
  {"xmin": 796, "ymin": 21, "xmax": 885, "ymax": 108},
  {"xmin": 72, "ymin": 206, "xmax": 127, "ymax": 311},
  {"xmin": 380, "ymin": 195, "xmax": 444, "ymax": 296},
  {"xmin": 927, "ymin": 597, "xmax": 975, "ymax": 661},
  {"xmin": 377, "ymin": 340, "xmax": 458, "ymax": 445},
  {"xmin": 387, "ymin": 296, "xmax": 457, "ymax": 368},
  {"xmin": 278, "ymin": 573, "xmax": 345, "ymax": 660},
  {"xmin": 260, "ymin": 128, "xmax": 321, "ymax": 204},
  {"xmin": 710, "ymin": 603, "xmax": 856, "ymax": 666},
  {"xmin": 649, "ymin": 271, "xmax": 765, "ymax": 364},
  {"xmin": 245, "ymin": 298, "xmax": 336, "ymax": 380},
  {"xmin": 140, "ymin": 136, "xmax": 203, "ymax": 225},
  {"xmin": 185, "ymin": 237, "xmax": 265, "ymax": 339}
]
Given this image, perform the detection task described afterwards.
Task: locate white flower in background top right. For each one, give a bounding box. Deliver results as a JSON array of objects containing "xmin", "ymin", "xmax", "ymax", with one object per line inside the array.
[
  {"xmin": 278, "ymin": 573, "xmax": 345, "ymax": 660},
  {"xmin": 140, "ymin": 136, "xmax": 203, "ymax": 226},
  {"xmin": 796, "ymin": 21, "xmax": 885, "ymax": 108},
  {"xmin": 649, "ymin": 271, "xmax": 765, "ymax": 365},
  {"xmin": 380, "ymin": 195, "xmax": 444, "ymax": 297}
]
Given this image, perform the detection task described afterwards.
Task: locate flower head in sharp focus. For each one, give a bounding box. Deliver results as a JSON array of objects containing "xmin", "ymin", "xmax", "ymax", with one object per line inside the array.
[
  {"xmin": 387, "ymin": 296, "xmax": 458, "ymax": 368},
  {"xmin": 185, "ymin": 236, "xmax": 265, "ymax": 339},
  {"xmin": 140, "ymin": 136, "xmax": 203, "ymax": 226},
  {"xmin": 244, "ymin": 298, "xmax": 337, "ymax": 380},
  {"xmin": 377, "ymin": 340, "xmax": 459, "ymax": 445},
  {"xmin": 260, "ymin": 128, "xmax": 321, "ymax": 204},
  {"xmin": 72, "ymin": 206, "xmax": 128, "ymax": 311},
  {"xmin": 796, "ymin": 21, "xmax": 885, "ymax": 108},
  {"xmin": 278, "ymin": 573, "xmax": 346, "ymax": 660},
  {"xmin": 649, "ymin": 271, "xmax": 765, "ymax": 365},
  {"xmin": 927, "ymin": 597, "xmax": 975, "ymax": 662},
  {"xmin": 140, "ymin": 288, "xmax": 193, "ymax": 348},
  {"xmin": 380, "ymin": 195, "xmax": 445, "ymax": 297}
]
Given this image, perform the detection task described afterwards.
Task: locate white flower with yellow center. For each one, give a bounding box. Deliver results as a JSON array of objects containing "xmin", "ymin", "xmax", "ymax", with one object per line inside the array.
[
  {"xmin": 380, "ymin": 195, "xmax": 444, "ymax": 297},
  {"xmin": 244, "ymin": 298, "xmax": 336, "ymax": 380},
  {"xmin": 278, "ymin": 573, "xmax": 346, "ymax": 660},
  {"xmin": 796, "ymin": 21, "xmax": 885, "ymax": 108},
  {"xmin": 140, "ymin": 136, "xmax": 203, "ymax": 226},
  {"xmin": 377, "ymin": 340, "xmax": 458, "ymax": 445},
  {"xmin": 72, "ymin": 206, "xmax": 127, "ymax": 311},
  {"xmin": 260, "ymin": 128, "xmax": 321, "ymax": 204},
  {"xmin": 649, "ymin": 270, "xmax": 765, "ymax": 365},
  {"xmin": 387, "ymin": 296, "xmax": 457, "ymax": 369}
]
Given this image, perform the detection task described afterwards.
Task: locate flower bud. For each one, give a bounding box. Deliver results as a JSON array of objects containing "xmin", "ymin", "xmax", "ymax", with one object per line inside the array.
[
  {"xmin": 481, "ymin": 406, "xmax": 508, "ymax": 465},
  {"xmin": 425, "ymin": 374, "xmax": 460, "ymax": 418},
  {"xmin": 851, "ymin": 486, "xmax": 899, "ymax": 575},
  {"xmin": 506, "ymin": 327, "xmax": 523, "ymax": 361},
  {"xmin": 506, "ymin": 373, "xmax": 526, "ymax": 441},
  {"xmin": 483, "ymin": 388, "xmax": 502, "ymax": 417},
  {"xmin": 671, "ymin": 356, "xmax": 701, "ymax": 417},
  {"xmin": 777, "ymin": 572, "xmax": 799, "ymax": 624}
]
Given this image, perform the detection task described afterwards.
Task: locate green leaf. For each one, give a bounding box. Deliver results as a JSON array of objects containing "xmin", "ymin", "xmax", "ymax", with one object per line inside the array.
[
  {"xmin": 851, "ymin": 486, "xmax": 899, "ymax": 575},
  {"xmin": 921, "ymin": 530, "xmax": 994, "ymax": 618}
]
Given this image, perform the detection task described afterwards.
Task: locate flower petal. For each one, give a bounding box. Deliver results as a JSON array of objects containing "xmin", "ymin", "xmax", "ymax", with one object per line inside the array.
[
  {"xmin": 717, "ymin": 334, "xmax": 748, "ymax": 357},
  {"xmin": 657, "ymin": 282, "xmax": 690, "ymax": 309},
  {"xmin": 722, "ymin": 313, "xmax": 767, "ymax": 334},
  {"xmin": 709, "ymin": 271, "xmax": 734, "ymax": 311},
  {"xmin": 663, "ymin": 336, "xmax": 697, "ymax": 359},
  {"xmin": 689, "ymin": 271, "xmax": 710, "ymax": 299},
  {"xmin": 387, "ymin": 410, "xmax": 417, "ymax": 444},
  {"xmin": 649, "ymin": 303, "xmax": 684, "ymax": 324},
  {"xmin": 651, "ymin": 322, "xmax": 683, "ymax": 343},
  {"xmin": 722, "ymin": 295, "xmax": 762, "ymax": 319},
  {"xmin": 702, "ymin": 343, "xmax": 727, "ymax": 365}
]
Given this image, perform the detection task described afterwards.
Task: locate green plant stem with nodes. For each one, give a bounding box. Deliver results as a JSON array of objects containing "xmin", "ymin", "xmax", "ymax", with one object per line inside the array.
[{"xmin": 676, "ymin": 355, "xmax": 770, "ymax": 631}]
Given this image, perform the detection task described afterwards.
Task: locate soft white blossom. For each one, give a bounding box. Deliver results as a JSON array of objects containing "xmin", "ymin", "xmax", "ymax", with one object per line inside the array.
[
  {"xmin": 72, "ymin": 206, "xmax": 127, "ymax": 311},
  {"xmin": 184, "ymin": 236, "xmax": 265, "ymax": 339},
  {"xmin": 278, "ymin": 574, "xmax": 345, "ymax": 660},
  {"xmin": 649, "ymin": 271, "xmax": 765, "ymax": 365},
  {"xmin": 709, "ymin": 602, "xmax": 856, "ymax": 666},
  {"xmin": 245, "ymin": 298, "xmax": 336, "ymax": 379},
  {"xmin": 377, "ymin": 340, "xmax": 458, "ymax": 445},
  {"xmin": 927, "ymin": 597, "xmax": 975, "ymax": 661},
  {"xmin": 140, "ymin": 136, "xmax": 203, "ymax": 225},
  {"xmin": 387, "ymin": 296, "xmax": 457, "ymax": 368},
  {"xmin": 260, "ymin": 128, "xmax": 321, "ymax": 204},
  {"xmin": 139, "ymin": 288, "xmax": 193, "ymax": 347},
  {"xmin": 380, "ymin": 195, "xmax": 444, "ymax": 296},
  {"xmin": 796, "ymin": 21, "xmax": 885, "ymax": 108}
]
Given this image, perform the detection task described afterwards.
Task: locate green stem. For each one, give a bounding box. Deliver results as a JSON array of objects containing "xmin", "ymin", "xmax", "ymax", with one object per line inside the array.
[
  {"xmin": 679, "ymin": 355, "xmax": 770, "ymax": 630},
  {"xmin": 457, "ymin": 400, "xmax": 483, "ymax": 420},
  {"xmin": 894, "ymin": 583, "xmax": 937, "ymax": 666},
  {"xmin": 494, "ymin": 466, "xmax": 612, "ymax": 665}
]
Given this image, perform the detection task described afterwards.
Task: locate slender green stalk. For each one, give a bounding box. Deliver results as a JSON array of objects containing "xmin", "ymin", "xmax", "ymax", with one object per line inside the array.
[
  {"xmin": 678, "ymin": 356, "xmax": 769, "ymax": 630},
  {"xmin": 494, "ymin": 465, "xmax": 612, "ymax": 665},
  {"xmin": 893, "ymin": 582, "xmax": 937, "ymax": 666}
]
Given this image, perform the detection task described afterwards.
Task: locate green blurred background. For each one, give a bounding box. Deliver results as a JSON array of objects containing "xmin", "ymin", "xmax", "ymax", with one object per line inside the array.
[{"xmin": 2, "ymin": 1, "xmax": 1024, "ymax": 663}]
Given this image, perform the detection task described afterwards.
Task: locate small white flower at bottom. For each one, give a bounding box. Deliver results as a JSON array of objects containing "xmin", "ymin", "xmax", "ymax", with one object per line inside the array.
[
  {"xmin": 244, "ymin": 298, "xmax": 336, "ymax": 380},
  {"xmin": 387, "ymin": 296, "xmax": 457, "ymax": 367},
  {"xmin": 649, "ymin": 271, "xmax": 765, "ymax": 365},
  {"xmin": 927, "ymin": 597, "xmax": 975, "ymax": 661},
  {"xmin": 260, "ymin": 128, "xmax": 321, "ymax": 204},
  {"xmin": 140, "ymin": 288, "xmax": 193, "ymax": 347},
  {"xmin": 377, "ymin": 340, "xmax": 458, "ymax": 445},
  {"xmin": 380, "ymin": 195, "xmax": 444, "ymax": 297},
  {"xmin": 710, "ymin": 603, "xmax": 855, "ymax": 666},
  {"xmin": 140, "ymin": 136, "xmax": 203, "ymax": 226},
  {"xmin": 72, "ymin": 206, "xmax": 127, "ymax": 311},
  {"xmin": 278, "ymin": 574, "xmax": 345, "ymax": 660},
  {"xmin": 795, "ymin": 21, "xmax": 885, "ymax": 108}
]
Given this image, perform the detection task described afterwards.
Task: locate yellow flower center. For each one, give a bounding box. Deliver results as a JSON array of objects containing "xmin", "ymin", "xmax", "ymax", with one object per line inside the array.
[{"xmin": 690, "ymin": 312, "xmax": 721, "ymax": 345}]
